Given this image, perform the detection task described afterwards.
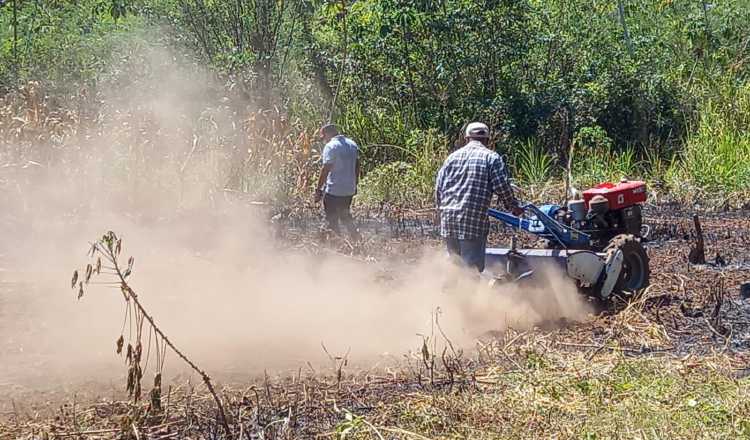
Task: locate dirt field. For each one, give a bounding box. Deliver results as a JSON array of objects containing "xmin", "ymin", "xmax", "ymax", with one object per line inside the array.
[{"xmin": 1, "ymin": 206, "xmax": 749, "ymax": 438}]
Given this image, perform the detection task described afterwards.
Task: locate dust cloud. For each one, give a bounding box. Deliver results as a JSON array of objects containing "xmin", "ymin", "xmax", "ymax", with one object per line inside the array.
[{"xmin": 0, "ymin": 46, "xmax": 592, "ymax": 396}]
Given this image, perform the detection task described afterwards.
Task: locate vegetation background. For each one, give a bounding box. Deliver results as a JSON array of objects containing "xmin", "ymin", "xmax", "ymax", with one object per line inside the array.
[
  {"xmin": 2, "ymin": 3, "xmax": 750, "ymax": 439},
  {"xmin": 1, "ymin": 0, "xmax": 750, "ymax": 210}
]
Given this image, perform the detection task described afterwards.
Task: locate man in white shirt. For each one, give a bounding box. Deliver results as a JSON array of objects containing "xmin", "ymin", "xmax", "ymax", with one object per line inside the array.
[{"xmin": 315, "ymin": 124, "xmax": 360, "ymax": 240}]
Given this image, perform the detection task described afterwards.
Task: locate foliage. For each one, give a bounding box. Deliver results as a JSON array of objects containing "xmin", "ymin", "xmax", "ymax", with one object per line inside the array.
[
  {"xmin": 357, "ymin": 128, "xmax": 447, "ymax": 208},
  {"xmin": 570, "ymin": 126, "xmax": 641, "ymax": 189},
  {"xmin": 514, "ymin": 139, "xmax": 555, "ymax": 186},
  {"xmin": 2, "ymin": 0, "xmax": 750, "ymax": 206},
  {"xmin": 0, "ymin": 0, "xmax": 147, "ymax": 93},
  {"xmin": 666, "ymin": 82, "xmax": 750, "ymax": 204},
  {"xmin": 357, "ymin": 161, "xmax": 421, "ymax": 208}
]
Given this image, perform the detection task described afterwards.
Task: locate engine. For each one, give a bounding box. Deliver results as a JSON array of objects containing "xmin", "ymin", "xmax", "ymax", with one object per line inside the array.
[{"xmin": 555, "ymin": 179, "xmax": 647, "ymax": 251}]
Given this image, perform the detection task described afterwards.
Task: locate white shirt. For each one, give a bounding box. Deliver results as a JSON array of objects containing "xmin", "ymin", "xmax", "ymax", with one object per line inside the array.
[{"xmin": 322, "ymin": 135, "xmax": 358, "ymax": 197}]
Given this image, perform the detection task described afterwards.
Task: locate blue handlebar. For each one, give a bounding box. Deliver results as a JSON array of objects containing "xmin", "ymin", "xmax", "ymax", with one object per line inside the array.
[{"xmin": 488, "ymin": 204, "xmax": 591, "ymax": 249}]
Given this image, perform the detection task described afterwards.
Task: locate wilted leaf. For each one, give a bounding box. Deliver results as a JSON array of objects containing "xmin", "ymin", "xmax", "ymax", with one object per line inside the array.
[
  {"xmin": 78, "ymin": 282, "xmax": 84, "ymax": 300},
  {"xmin": 116, "ymin": 238, "xmax": 122, "ymax": 256},
  {"xmin": 127, "ymin": 256, "xmax": 134, "ymax": 273},
  {"xmin": 422, "ymin": 339, "xmax": 430, "ymax": 362},
  {"xmin": 116, "ymin": 335, "xmax": 124, "ymax": 354},
  {"xmin": 134, "ymin": 365, "xmax": 143, "ymax": 400},
  {"xmin": 71, "ymin": 270, "xmax": 78, "ymax": 289},
  {"xmin": 95, "ymin": 257, "xmax": 102, "ymax": 274},
  {"xmin": 85, "ymin": 264, "xmax": 93, "ymax": 283},
  {"xmin": 127, "ymin": 366, "xmax": 135, "ymax": 394},
  {"xmin": 299, "ymin": 132, "xmax": 311, "ymax": 157},
  {"xmin": 103, "ymin": 232, "xmax": 114, "ymax": 251},
  {"xmin": 151, "ymin": 373, "xmax": 163, "ymax": 411}
]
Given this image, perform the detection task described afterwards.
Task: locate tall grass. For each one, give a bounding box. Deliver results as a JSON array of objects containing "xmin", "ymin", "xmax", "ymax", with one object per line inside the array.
[
  {"xmin": 571, "ymin": 145, "xmax": 640, "ymax": 190},
  {"xmin": 514, "ymin": 139, "xmax": 555, "ymax": 185},
  {"xmin": 340, "ymin": 103, "xmax": 414, "ymax": 166},
  {"xmin": 356, "ymin": 128, "xmax": 447, "ymax": 208},
  {"xmin": 667, "ymin": 84, "xmax": 750, "ymax": 204}
]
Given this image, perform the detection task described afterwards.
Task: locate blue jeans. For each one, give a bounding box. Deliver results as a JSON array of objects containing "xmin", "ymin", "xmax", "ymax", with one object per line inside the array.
[{"xmin": 445, "ymin": 236, "xmax": 487, "ymax": 273}]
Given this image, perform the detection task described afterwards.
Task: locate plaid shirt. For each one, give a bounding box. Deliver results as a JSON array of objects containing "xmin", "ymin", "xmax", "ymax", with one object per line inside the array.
[{"xmin": 435, "ymin": 141, "xmax": 518, "ymax": 239}]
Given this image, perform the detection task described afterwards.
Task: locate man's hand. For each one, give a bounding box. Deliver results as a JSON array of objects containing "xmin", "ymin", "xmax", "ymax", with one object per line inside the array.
[
  {"xmin": 511, "ymin": 206, "xmax": 525, "ymax": 217},
  {"xmin": 317, "ymin": 164, "xmax": 332, "ymax": 203}
]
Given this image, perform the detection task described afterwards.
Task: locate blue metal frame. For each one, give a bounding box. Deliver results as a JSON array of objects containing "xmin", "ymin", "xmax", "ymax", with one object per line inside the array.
[
  {"xmin": 487, "ymin": 204, "xmax": 591, "ymax": 249},
  {"xmin": 484, "ymin": 248, "xmax": 579, "ymax": 278}
]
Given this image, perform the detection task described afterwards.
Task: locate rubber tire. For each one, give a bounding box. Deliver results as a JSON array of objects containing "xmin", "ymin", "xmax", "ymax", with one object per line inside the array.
[{"xmin": 604, "ymin": 234, "xmax": 650, "ymax": 295}]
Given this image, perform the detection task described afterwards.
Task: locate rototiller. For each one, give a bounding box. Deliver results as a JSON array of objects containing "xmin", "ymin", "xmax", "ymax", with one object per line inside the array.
[{"xmin": 486, "ymin": 179, "xmax": 650, "ymax": 300}]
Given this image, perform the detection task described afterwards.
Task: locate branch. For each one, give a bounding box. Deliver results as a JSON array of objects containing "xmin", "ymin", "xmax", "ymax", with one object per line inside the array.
[
  {"xmin": 328, "ymin": 0, "xmax": 348, "ymax": 122},
  {"xmin": 74, "ymin": 232, "xmax": 232, "ymax": 436}
]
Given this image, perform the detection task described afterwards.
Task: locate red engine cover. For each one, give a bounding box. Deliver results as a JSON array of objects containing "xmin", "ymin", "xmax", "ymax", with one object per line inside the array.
[{"xmin": 582, "ymin": 180, "xmax": 647, "ymax": 210}]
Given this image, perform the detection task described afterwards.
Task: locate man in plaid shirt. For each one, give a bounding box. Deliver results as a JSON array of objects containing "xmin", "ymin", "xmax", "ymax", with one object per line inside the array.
[{"xmin": 435, "ymin": 122, "xmax": 523, "ymax": 273}]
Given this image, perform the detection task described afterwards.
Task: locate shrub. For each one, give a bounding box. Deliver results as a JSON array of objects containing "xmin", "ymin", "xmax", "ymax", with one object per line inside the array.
[
  {"xmin": 357, "ymin": 161, "xmax": 425, "ymax": 208},
  {"xmin": 514, "ymin": 139, "xmax": 555, "ymax": 186},
  {"xmin": 667, "ymin": 83, "xmax": 750, "ymax": 204}
]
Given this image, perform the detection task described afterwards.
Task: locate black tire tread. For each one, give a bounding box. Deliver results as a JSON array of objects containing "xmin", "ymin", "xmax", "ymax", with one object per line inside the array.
[{"xmin": 604, "ymin": 234, "xmax": 650, "ymax": 295}]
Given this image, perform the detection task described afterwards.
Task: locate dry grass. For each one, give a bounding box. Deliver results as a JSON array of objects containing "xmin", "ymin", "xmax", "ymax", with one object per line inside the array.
[
  {"xmin": 0, "ymin": 80, "xmax": 319, "ymax": 217},
  {"xmin": 1, "ymin": 329, "xmax": 747, "ymax": 439},
  {"xmin": 359, "ymin": 350, "xmax": 749, "ymax": 439},
  {"xmin": 2, "ymin": 266, "xmax": 749, "ymax": 440}
]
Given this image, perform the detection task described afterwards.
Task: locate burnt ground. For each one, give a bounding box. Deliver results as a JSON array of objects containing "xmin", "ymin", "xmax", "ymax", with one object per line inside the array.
[
  {"xmin": 636, "ymin": 208, "xmax": 750, "ymax": 353},
  {"xmin": 1, "ymin": 205, "xmax": 750, "ymax": 438},
  {"xmin": 246, "ymin": 203, "xmax": 750, "ymax": 370}
]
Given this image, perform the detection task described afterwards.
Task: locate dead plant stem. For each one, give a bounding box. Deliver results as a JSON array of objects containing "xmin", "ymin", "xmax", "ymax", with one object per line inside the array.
[{"xmin": 107, "ymin": 245, "xmax": 232, "ymax": 436}]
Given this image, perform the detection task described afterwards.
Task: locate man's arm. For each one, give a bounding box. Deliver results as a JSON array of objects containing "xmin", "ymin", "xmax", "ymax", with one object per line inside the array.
[
  {"xmin": 489, "ymin": 155, "xmax": 523, "ymax": 216},
  {"xmin": 317, "ymin": 164, "xmax": 332, "ymax": 191},
  {"xmin": 315, "ymin": 163, "xmax": 332, "ymax": 202},
  {"xmin": 316, "ymin": 143, "xmax": 335, "ymax": 201},
  {"xmin": 355, "ymin": 158, "xmax": 360, "ymax": 188},
  {"xmin": 435, "ymin": 165, "xmax": 444, "ymax": 210}
]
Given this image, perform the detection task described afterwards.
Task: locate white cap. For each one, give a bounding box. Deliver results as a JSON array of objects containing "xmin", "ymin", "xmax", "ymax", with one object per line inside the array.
[{"xmin": 464, "ymin": 122, "xmax": 490, "ymax": 139}]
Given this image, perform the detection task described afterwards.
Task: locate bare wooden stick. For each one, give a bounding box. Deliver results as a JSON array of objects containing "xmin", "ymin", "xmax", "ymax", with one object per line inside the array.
[
  {"xmin": 132, "ymin": 423, "xmax": 142, "ymax": 440},
  {"xmin": 689, "ymin": 214, "xmax": 706, "ymax": 264},
  {"xmin": 49, "ymin": 428, "xmax": 120, "ymax": 438},
  {"xmin": 328, "ymin": 0, "xmax": 348, "ymax": 121}
]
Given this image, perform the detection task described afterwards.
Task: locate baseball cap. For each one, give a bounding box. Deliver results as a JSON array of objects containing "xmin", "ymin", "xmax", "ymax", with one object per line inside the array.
[{"xmin": 464, "ymin": 122, "xmax": 490, "ymax": 139}]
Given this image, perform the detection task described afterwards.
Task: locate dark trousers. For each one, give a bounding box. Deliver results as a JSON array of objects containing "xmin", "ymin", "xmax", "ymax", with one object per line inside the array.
[
  {"xmin": 323, "ymin": 193, "xmax": 359, "ymax": 239},
  {"xmin": 445, "ymin": 236, "xmax": 487, "ymax": 273}
]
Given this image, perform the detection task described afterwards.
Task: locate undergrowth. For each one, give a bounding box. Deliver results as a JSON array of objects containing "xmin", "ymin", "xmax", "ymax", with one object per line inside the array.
[
  {"xmin": 2, "ymin": 338, "xmax": 747, "ymax": 439},
  {"xmin": 3, "ymin": 0, "xmax": 750, "ymax": 211},
  {"xmin": 348, "ymin": 353, "xmax": 750, "ymax": 439},
  {"xmin": 665, "ymin": 83, "xmax": 750, "ymax": 207}
]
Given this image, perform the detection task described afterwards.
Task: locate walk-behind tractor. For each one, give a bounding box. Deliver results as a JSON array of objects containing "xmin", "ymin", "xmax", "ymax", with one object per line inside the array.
[{"xmin": 486, "ymin": 179, "xmax": 650, "ymax": 301}]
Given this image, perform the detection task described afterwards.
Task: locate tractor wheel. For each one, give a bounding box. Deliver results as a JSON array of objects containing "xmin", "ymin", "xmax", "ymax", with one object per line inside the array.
[{"xmin": 604, "ymin": 234, "xmax": 650, "ymax": 295}]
